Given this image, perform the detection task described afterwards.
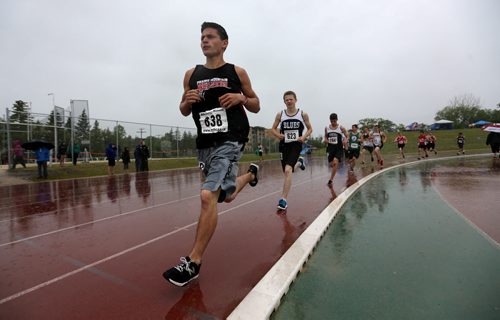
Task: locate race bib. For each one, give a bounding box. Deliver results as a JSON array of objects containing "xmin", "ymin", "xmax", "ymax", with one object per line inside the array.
[
  {"xmin": 350, "ymin": 143, "xmax": 359, "ymax": 149},
  {"xmin": 199, "ymin": 108, "xmax": 228, "ymax": 134},
  {"xmin": 284, "ymin": 130, "xmax": 299, "ymax": 143},
  {"xmin": 328, "ymin": 136, "xmax": 338, "ymax": 144}
]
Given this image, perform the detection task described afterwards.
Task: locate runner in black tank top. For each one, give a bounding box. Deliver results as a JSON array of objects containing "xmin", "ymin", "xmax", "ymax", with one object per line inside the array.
[
  {"xmin": 163, "ymin": 22, "xmax": 260, "ymax": 287},
  {"xmin": 189, "ymin": 63, "xmax": 250, "ymax": 149}
]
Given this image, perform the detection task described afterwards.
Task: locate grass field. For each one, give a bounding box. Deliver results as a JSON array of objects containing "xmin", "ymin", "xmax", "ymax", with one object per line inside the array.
[{"xmin": 6, "ymin": 128, "xmax": 492, "ymax": 182}]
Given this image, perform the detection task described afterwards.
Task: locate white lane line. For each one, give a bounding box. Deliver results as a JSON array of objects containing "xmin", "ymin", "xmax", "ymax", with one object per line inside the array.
[
  {"xmin": 0, "ymin": 194, "xmax": 199, "ymax": 247},
  {"xmin": 0, "ymin": 174, "xmax": 326, "ymax": 305}
]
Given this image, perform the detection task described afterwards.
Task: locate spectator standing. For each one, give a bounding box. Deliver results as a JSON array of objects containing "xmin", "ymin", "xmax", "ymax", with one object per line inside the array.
[
  {"xmin": 140, "ymin": 140, "xmax": 150, "ymax": 171},
  {"xmin": 486, "ymin": 131, "xmax": 500, "ymax": 158},
  {"xmin": 456, "ymin": 132, "xmax": 465, "ymax": 155},
  {"xmin": 134, "ymin": 143, "xmax": 142, "ymax": 172},
  {"xmin": 105, "ymin": 143, "xmax": 117, "ymax": 175},
  {"xmin": 13, "ymin": 142, "xmax": 27, "ymax": 168},
  {"xmin": 257, "ymin": 143, "xmax": 264, "ymax": 161},
  {"xmin": 121, "ymin": 147, "xmax": 131, "ymax": 172},
  {"xmin": 35, "ymin": 146, "xmax": 50, "ymax": 178},
  {"xmin": 72, "ymin": 143, "xmax": 81, "ymax": 165},
  {"xmin": 58, "ymin": 141, "xmax": 67, "ymax": 166}
]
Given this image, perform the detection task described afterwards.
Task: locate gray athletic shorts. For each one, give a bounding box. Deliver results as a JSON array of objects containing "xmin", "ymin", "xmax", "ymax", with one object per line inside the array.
[{"xmin": 198, "ymin": 141, "xmax": 243, "ymax": 200}]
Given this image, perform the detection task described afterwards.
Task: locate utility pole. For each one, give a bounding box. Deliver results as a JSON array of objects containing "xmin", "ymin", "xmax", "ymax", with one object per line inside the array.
[{"xmin": 137, "ymin": 128, "xmax": 146, "ymax": 139}]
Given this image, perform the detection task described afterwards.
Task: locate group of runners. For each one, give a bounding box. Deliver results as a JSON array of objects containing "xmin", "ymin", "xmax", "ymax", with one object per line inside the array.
[{"xmin": 160, "ymin": 21, "xmax": 467, "ymax": 288}]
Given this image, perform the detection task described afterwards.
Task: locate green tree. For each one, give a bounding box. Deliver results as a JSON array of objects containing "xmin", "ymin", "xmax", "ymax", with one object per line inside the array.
[
  {"xmin": 75, "ymin": 109, "xmax": 91, "ymax": 143},
  {"xmin": 9, "ymin": 100, "xmax": 29, "ymax": 123},
  {"xmin": 358, "ymin": 118, "xmax": 396, "ymax": 131},
  {"xmin": 9, "ymin": 100, "xmax": 33, "ymax": 142},
  {"xmin": 435, "ymin": 94, "xmax": 483, "ymax": 128},
  {"xmin": 90, "ymin": 120, "xmax": 104, "ymax": 154}
]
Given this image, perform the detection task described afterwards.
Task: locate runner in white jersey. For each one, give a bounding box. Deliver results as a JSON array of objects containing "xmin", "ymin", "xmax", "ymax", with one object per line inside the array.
[
  {"xmin": 360, "ymin": 126, "xmax": 374, "ymax": 165},
  {"xmin": 372, "ymin": 125, "xmax": 387, "ymax": 167},
  {"xmin": 271, "ymin": 90, "xmax": 313, "ymax": 211},
  {"xmin": 324, "ymin": 113, "xmax": 348, "ymax": 185}
]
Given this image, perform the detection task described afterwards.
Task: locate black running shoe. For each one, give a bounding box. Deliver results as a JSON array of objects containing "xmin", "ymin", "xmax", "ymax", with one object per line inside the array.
[
  {"xmin": 248, "ymin": 163, "xmax": 259, "ymax": 187},
  {"xmin": 163, "ymin": 257, "xmax": 201, "ymax": 287}
]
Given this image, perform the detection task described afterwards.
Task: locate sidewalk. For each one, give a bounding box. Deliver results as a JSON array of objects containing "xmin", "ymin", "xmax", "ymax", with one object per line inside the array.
[{"xmin": 0, "ymin": 164, "xmax": 32, "ymax": 185}]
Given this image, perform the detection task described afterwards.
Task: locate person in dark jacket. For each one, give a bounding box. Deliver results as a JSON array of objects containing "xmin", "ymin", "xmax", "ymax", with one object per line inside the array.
[
  {"xmin": 486, "ymin": 131, "xmax": 500, "ymax": 158},
  {"xmin": 13, "ymin": 142, "xmax": 26, "ymax": 169},
  {"xmin": 139, "ymin": 140, "xmax": 150, "ymax": 171},
  {"xmin": 58, "ymin": 142, "xmax": 67, "ymax": 166},
  {"xmin": 35, "ymin": 146, "xmax": 50, "ymax": 178},
  {"xmin": 71, "ymin": 143, "xmax": 81, "ymax": 166},
  {"xmin": 121, "ymin": 147, "xmax": 131, "ymax": 172},
  {"xmin": 134, "ymin": 143, "xmax": 142, "ymax": 172},
  {"xmin": 105, "ymin": 143, "xmax": 117, "ymax": 175}
]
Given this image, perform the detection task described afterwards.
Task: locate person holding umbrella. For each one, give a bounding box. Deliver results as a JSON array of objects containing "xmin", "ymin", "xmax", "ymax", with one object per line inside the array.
[
  {"xmin": 486, "ymin": 131, "xmax": 500, "ymax": 159},
  {"xmin": 35, "ymin": 146, "xmax": 50, "ymax": 178},
  {"xmin": 21, "ymin": 140, "xmax": 54, "ymax": 178}
]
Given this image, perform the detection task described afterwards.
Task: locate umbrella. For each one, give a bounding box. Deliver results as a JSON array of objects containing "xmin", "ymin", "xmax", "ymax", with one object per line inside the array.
[
  {"xmin": 21, "ymin": 140, "xmax": 55, "ymax": 151},
  {"xmin": 483, "ymin": 124, "xmax": 500, "ymax": 133}
]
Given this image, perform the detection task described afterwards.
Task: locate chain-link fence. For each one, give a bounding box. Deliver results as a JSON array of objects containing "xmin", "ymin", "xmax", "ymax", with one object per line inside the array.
[
  {"xmin": 1, "ymin": 108, "xmax": 279, "ymax": 168},
  {"xmin": 1, "ymin": 108, "xmax": 198, "ymax": 166}
]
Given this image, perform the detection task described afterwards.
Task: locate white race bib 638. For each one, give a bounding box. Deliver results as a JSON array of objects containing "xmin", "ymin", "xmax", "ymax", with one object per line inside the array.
[{"xmin": 199, "ymin": 108, "xmax": 228, "ymax": 134}]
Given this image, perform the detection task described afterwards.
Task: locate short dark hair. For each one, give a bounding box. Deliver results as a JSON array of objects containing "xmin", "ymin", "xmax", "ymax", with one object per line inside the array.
[
  {"xmin": 330, "ymin": 113, "xmax": 338, "ymax": 120},
  {"xmin": 283, "ymin": 90, "xmax": 297, "ymax": 100},
  {"xmin": 201, "ymin": 22, "xmax": 228, "ymax": 40}
]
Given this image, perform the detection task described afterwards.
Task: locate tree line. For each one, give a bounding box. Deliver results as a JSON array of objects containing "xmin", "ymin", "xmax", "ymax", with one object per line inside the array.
[
  {"xmin": 3, "ymin": 94, "xmax": 499, "ymax": 154},
  {"xmin": 4, "ymin": 100, "xmax": 197, "ymax": 158}
]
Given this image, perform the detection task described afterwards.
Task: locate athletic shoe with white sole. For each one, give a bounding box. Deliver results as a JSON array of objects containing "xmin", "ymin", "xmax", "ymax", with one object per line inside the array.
[
  {"xmin": 277, "ymin": 198, "xmax": 288, "ymax": 210},
  {"xmin": 298, "ymin": 157, "xmax": 306, "ymax": 170},
  {"xmin": 163, "ymin": 256, "xmax": 201, "ymax": 287}
]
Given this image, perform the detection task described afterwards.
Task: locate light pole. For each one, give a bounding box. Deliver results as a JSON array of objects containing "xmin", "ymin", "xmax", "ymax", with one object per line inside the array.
[{"xmin": 48, "ymin": 93, "xmax": 57, "ymax": 164}]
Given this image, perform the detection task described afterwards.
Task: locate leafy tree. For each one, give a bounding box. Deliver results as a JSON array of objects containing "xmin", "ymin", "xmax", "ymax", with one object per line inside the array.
[
  {"xmin": 435, "ymin": 94, "xmax": 482, "ymax": 128},
  {"xmin": 435, "ymin": 94, "xmax": 499, "ymax": 127},
  {"xmin": 358, "ymin": 118, "xmax": 396, "ymax": 131},
  {"xmin": 307, "ymin": 135, "xmax": 325, "ymax": 150}
]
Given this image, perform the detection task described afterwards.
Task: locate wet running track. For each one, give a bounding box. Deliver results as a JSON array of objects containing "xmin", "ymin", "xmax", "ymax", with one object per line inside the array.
[{"xmin": 0, "ymin": 155, "xmax": 498, "ymax": 319}]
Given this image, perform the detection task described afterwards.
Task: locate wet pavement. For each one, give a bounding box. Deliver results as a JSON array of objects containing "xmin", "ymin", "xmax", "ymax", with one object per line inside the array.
[
  {"xmin": 1, "ymin": 155, "xmax": 498, "ymax": 319},
  {"xmin": 268, "ymin": 156, "xmax": 500, "ymax": 319}
]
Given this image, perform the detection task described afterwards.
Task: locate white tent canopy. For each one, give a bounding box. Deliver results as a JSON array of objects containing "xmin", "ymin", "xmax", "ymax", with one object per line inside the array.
[{"xmin": 433, "ymin": 119, "xmax": 453, "ymax": 124}]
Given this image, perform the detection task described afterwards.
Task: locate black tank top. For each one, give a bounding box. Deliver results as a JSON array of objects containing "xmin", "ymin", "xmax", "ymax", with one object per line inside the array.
[{"xmin": 189, "ymin": 63, "xmax": 249, "ymax": 149}]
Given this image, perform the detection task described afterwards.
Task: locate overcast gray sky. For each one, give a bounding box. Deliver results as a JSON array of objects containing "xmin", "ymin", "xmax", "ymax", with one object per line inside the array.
[{"xmin": 1, "ymin": 0, "xmax": 499, "ymax": 137}]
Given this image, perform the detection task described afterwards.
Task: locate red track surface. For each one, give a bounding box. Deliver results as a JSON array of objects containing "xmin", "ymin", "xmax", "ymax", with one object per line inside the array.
[
  {"xmin": 0, "ymin": 158, "xmax": 361, "ymax": 319},
  {"xmin": 2, "ymin": 156, "xmax": 496, "ymax": 319}
]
